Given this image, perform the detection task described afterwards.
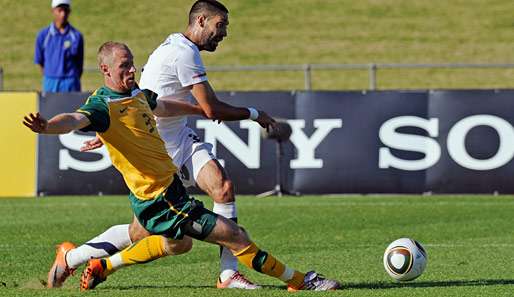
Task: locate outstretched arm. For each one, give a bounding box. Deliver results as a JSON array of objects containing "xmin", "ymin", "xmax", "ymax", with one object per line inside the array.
[
  {"xmin": 23, "ymin": 112, "xmax": 90, "ymax": 134},
  {"xmin": 191, "ymin": 81, "xmax": 276, "ymax": 130},
  {"xmin": 152, "ymin": 96, "xmax": 206, "ymax": 117}
]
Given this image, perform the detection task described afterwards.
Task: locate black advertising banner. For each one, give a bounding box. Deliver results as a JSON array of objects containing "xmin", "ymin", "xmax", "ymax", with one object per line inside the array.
[
  {"xmin": 292, "ymin": 91, "xmax": 428, "ymax": 194},
  {"xmin": 189, "ymin": 92, "xmax": 295, "ymax": 194},
  {"xmin": 426, "ymin": 90, "xmax": 514, "ymax": 193},
  {"xmin": 37, "ymin": 92, "xmax": 295, "ymax": 195},
  {"xmin": 37, "ymin": 90, "xmax": 514, "ymax": 195},
  {"xmin": 37, "ymin": 92, "xmax": 128, "ymax": 195}
]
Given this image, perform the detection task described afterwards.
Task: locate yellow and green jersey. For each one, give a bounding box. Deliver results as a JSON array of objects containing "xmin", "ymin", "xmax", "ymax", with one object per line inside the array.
[{"xmin": 76, "ymin": 86, "xmax": 177, "ymax": 200}]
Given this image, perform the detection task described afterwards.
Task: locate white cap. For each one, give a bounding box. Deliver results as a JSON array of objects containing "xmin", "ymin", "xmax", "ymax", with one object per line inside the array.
[{"xmin": 52, "ymin": 0, "xmax": 71, "ymax": 8}]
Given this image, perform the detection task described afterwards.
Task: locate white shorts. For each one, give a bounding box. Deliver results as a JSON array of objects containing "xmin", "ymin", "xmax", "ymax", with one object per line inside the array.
[{"xmin": 165, "ymin": 127, "xmax": 216, "ymax": 188}]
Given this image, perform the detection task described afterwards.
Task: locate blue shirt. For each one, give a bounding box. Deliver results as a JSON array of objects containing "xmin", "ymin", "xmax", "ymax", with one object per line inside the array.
[{"xmin": 34, "ymin": 23, "xmax": 84, "ymax": 78}]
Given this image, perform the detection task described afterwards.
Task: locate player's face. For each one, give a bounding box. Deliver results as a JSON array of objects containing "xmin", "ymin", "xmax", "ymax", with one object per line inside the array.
[
  {"xmin": 202, "ymin": 13, "xmax": 229, "ymax": 52},
  {"xmin": 108, "ymin": 49, "xmax": 137, "ymax": 92},
  {"xmin": 52, "ymin": 5, "xmax": 70, "ymax": 26}
]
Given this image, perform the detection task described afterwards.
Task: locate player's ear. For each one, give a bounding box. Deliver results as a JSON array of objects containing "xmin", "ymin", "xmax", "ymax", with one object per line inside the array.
[
  {"xmin": 198, "ymin": 14, "xmax": 206, "ymax": 28},
  {"xmin": 99, "ymin": 63, "xmax": 110, "ymax": 77}
]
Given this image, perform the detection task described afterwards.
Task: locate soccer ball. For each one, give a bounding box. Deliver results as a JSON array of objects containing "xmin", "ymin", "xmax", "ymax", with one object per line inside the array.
[{"xmin": 383, "ymin": 238, "xmax": 427, "ymax": 281}]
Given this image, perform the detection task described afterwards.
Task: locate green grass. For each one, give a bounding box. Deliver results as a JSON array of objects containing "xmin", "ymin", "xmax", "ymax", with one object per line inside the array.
[
  {"xmin": 1, "ymin": 195, "xmax": 514, "ymax": 296},
  {"xmin": 1, "ymin": 0, "xmax": 514, "ymax": 91}
]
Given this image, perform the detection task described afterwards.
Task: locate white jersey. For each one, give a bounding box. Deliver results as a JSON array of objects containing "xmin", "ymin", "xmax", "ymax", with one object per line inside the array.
[{"xmin": 139, "ymin": 33, "xmax": 208, "ymax": 153}]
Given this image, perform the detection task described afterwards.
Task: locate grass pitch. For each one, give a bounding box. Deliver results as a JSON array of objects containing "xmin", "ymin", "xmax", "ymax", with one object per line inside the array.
[
  {"xmin": 1, "ymin": 195, "xmax": 514, "ymax": 296},
  {"xmin": 2, "ymin": 1, "xmax": 514, "ymax": 91}
]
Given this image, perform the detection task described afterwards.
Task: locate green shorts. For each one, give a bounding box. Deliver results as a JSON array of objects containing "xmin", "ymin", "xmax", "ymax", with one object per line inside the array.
[{"xmin": 128, "ymin": 175, "xmax": 217, "ymax": 240}]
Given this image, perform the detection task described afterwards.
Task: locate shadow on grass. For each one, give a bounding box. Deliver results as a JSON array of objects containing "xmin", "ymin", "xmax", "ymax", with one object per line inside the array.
[
  {"xmin": 104, "ymin": 284, "xmax": 285, "ymax": 290},
  {"xmin": 8, "ymin": 279, "xmax": 507, "ymax": 291},
  {"xmin": 343, "ymin": 279, "xmax": 514, "ymax": 290},
  {"xmin": 87, "ymin": 279, "xmax": 514, "ymax": 291}
]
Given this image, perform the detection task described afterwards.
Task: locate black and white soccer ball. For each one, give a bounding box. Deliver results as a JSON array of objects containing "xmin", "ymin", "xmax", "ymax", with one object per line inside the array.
[{"xmin": 383, "ymin": 238, "xmax": 427, "ymax": 281}]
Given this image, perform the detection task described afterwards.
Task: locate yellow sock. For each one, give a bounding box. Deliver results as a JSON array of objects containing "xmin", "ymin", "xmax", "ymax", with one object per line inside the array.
[
  {"xmin": 104, "ymin": 235, "xmax": 167, "ymax": 274},
  {"xmin": 234, "ymin": 242, "xmax": 305, "ymax": 288}
]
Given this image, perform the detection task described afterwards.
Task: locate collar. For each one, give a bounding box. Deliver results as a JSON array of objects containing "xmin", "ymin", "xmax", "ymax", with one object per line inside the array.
[
  {"xmin": 50, "ymin": 22, "xmax": 71, "ymax": 35},
  {"xmin": 178, "ymin": 33, "xmax": 200, "ymax": 51},
  {"xmin": 100, "ymin": 86, "xmax": 140, "ymax": 100}
]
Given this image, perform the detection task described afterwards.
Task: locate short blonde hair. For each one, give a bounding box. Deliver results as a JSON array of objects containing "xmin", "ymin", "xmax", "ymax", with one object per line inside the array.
[{"xmin": 97, "ymin": 41, "xmax": 131, "ymax": 66}]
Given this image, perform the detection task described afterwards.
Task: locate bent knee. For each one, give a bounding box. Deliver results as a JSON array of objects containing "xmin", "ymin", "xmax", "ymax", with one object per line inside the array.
[
  {"xmin": 229, "ymin": 223, "xmax": 251, "ymax": 247},
  {"xmin": 129, "ymin": 221, "xmax": 151, "ymax": 242},
  {"xmin": 164, "ymin": 237, "xmax": 193, "ymax": 256},
  {"xmin": 212, "ymin": 179, "xmax": 235, "ymax": 204}
]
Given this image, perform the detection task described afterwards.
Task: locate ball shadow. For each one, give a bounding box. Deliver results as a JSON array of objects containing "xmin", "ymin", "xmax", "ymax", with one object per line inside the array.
[{"xmin": 343, "ymin": 279, "xmax": 514, "ymax": 290}]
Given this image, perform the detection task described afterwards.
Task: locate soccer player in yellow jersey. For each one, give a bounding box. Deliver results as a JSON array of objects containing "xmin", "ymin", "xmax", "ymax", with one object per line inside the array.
[
  {"xmin": 67, "ymin": 1, "xmax": 275, "ymax": 289},
  {"xmin": 23, "ymin": 41, "xmax": 340, "ymax": 291}
]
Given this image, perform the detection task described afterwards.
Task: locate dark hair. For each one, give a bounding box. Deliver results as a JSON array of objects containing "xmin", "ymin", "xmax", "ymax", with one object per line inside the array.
[{"xmin": 189, "ymin": 0, "xmax": 228, "ymax": 25}]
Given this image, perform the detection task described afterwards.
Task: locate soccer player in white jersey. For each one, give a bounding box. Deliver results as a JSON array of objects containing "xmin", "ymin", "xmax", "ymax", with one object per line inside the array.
[{"xmin": 47, "ymin": 0, "xmax": 277, "ymax": 290}]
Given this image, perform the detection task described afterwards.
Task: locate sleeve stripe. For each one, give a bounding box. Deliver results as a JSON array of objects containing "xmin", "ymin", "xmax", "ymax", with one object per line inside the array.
[{"xmin": 76, "ymin": 109, "xmax": 91, "ymax": 116}]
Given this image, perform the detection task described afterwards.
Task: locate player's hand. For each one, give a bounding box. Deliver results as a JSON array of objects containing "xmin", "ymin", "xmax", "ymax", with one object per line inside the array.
[
  {"xmin": 80, "ymin": 136, "xmax": 104, "ymax": 152},
  {"xmin": 23, "ymin": 112, "xmax": 48, "ymax": 133},
  {"xmin": 255, "ymin": 111, "xmax": 277, "ymax": 132}
]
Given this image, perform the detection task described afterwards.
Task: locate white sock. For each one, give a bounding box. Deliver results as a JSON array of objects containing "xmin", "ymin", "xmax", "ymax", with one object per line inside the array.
[
  {"xmin": 213, "ymin": 202, "xmax": 238, "ymax": 282},
  {"xmin": 213, "ymin": 202, "xmax": 237, "ymax": 219},
  {"xmin": 66, "ymin": 224, "xmax": 131, "ymax": 269},
  {"xmin": 108, "ymin": 253, "xmax": 124, "ymax": 270}
]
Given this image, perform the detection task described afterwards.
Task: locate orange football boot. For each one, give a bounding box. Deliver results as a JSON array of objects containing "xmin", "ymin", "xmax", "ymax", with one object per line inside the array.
[
  {"xmin": 80, "ymin": 259, "xmax": 107, "ymax": 291},
  {"xmin": 47, "ymin": 241, "xmax": 76, "ymax": 288}
]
